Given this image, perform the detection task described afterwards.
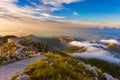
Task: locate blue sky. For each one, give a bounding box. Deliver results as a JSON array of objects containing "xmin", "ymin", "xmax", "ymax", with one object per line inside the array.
[{"xmin": 14, "ymin": 0, "xmax": 120, "ymax": 23}]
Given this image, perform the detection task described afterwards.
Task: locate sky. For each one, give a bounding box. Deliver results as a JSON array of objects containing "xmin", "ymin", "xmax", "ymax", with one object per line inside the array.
[{"xmin": 0, "ymin": 0, "xmax": 120, "ymax": 36}]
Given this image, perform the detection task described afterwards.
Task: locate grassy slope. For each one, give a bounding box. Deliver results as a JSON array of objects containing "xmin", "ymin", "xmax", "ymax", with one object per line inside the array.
[
  {"xmin": 79, "ymin": 58, "xmax": 120, "ymax": 79},
  {"xmin": 11, "ymin": 53, "xmax": 106, "ymax": 80}
]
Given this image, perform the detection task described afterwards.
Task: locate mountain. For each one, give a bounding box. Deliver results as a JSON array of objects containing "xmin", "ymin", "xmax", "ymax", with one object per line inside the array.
[
  {"xmin": 0, "ymin": 35, "xmax": 17, "ymax": 45},
  {"xmin": 26, "ymin": 34, "xmax": 75, "ymax": 50},
  {"xmin": 0, "ymin": 37, "xmax": 62, "ymax": 65},
  {"xmin": 0, "ymin": 35, "xmax": 119, "ymax": 80}
]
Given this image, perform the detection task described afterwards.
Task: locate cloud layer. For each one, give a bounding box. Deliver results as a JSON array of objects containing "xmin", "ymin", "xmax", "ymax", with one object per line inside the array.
[
  {"xmin": 41, "ymin": 0, "xmax": 80, "ymax": 7},
  {"xmin": 0, "ymin": 0, "xmax": 81, "ymax": 21},
  {"xmin": 70, "ymin": 40, "xmax": 120, "ymax": 64}
]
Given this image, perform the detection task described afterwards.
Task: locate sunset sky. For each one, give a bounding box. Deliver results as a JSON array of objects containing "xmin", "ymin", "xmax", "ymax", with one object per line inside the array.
[{"xmin": 0, "ymin": 0, "xmax": 120, "ymax": 36}]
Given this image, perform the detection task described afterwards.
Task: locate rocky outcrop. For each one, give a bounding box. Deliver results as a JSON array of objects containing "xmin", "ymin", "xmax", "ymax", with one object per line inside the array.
[
  {"xmin": 17, "ymin": 74, "xmax": 30, "ymax": 80},
  {"xmin": 78, "ymin": 62, "xmax": 98, "ymax": 77},
  {"xmin": 0, "ymin": 38, "xmax": 60, "ymax": 65},
  {"xmin": 103, "ymin": 73, "xmax": 118, "ymax": 80},
  {"xmin": 59, "ymin": 35, "xmax": 75, "ymax": 45}
]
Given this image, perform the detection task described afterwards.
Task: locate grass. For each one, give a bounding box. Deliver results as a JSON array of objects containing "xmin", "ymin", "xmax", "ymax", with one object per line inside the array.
[
  {"xmin": 0, "ymin": 42, "xmax": 16, "ymax": 57},
  {"xmin": 11, "ymin": 53, "xmax": 105, "ymax": 80},
  {"xmin": 78, "ymin": 58, "xmax": 120, "ymax": 79},
  {"xmin": 62, "ymin": 46, "xmax": 87, "ymax": 53}
]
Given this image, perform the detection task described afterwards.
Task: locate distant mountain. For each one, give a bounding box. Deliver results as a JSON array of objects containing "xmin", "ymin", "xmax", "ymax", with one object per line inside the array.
[{"xmin": 26, "ymin": 34, "xmax": 76, "ymax": 50}]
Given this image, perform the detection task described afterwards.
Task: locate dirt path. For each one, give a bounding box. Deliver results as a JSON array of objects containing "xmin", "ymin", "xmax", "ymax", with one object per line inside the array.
[{"xmin": 0, "ymin": 55, "xmax": 45, "ymax": 80}]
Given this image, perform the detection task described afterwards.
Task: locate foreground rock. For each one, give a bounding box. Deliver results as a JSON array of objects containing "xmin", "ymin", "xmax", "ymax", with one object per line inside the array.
[
  {"xmin": 103, "ymin": 73, "xmax": 118, "ymax": 80},
  {"xmin": 17, "ymin": 74, "xmax": 30, "ymax": 80}
]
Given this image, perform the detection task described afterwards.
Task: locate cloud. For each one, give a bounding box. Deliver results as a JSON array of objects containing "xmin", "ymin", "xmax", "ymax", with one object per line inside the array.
[
  {"xmin": 0, "ymin": 0, "xmax": 120, "ymax": 29},
  {"xmin": 70, "ymin": 40, "xmax": 120, "ymax": 64},
  {"xmin": 41, "ymin": 0, "xmax": 81, "ymax": 7},
  {"xmin": 100, "ymin": 39, "xmax": 120, "ymax": 45},
  {"xmin": 0, "ymin": 0, "xmax": 65, "ymax": 22},
  {"xmin": 73, "ymin": 12, "xmax": 79, "ymax": 15},
  {"xmin": 0, "ymin": 30, "xmax": 28, "ymax": 37},
  {"xmin": 40, "ymin": 13, "xmax": 65, "ymax": 19}
]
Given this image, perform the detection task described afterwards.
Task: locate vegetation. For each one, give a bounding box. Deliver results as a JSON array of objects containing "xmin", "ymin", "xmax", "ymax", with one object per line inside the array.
[
  {"xmin": 0, "ymin": 42, "xmax": 17, "ymax": 65},
  {"xmin": 11, "ymin": 53, "xmax": 105, "ymax": 80},
  {"xmin": 27, "ymin": 51, "xmax": 37, "ymax": 55},
  {"xmin": 0, "ymin": 42, "xmax": 17, "ymax": 57},
  {"xmin": 63, "ymin": 46, "xmax": 87, "ymax": 53},
  {"xmin": 0, "ymin": 37, "xmax": 61, "ymax": 66},
  {"xmin": 79, "ymin": 58, "xmax": 120, "ymax": 79}
]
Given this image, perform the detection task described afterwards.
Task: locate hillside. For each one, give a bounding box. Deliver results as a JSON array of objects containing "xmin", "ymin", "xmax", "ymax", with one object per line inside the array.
[
  {"xmin": 26, "ymin": 35, "xmax": 75, "ymax": 50},
  {"xmin": 11, "ymin": 53, "xmax": 118, "ymax": 80},
  {"xmin": 0, "ymin": 37, "xmax": 59, "ymax": 65},
  {"xmin": 0, "ymin": 36, "xmax": 119, "ymax": 80},
  {"xmin": 0, "ymin": 35, "xmax": 16, "ymax": 45}
]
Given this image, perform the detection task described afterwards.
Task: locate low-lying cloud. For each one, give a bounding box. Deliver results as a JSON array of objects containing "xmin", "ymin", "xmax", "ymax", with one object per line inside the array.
[
  {"xmin": 100, "ymin": 39, "xmax": 120, "ymax": 45},
  {"xmin": 70, "ymin": 40, "xmax": 120, "ymax": 64}
]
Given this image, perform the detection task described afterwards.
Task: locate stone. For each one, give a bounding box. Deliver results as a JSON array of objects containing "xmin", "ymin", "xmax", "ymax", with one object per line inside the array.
[
  {"xmin": 17, "ymin": 74, "xmax": 30, "ymax": 80},
  {"xmin": 103, "ymin": 73, "xmax": 118, "ymax": 80}
]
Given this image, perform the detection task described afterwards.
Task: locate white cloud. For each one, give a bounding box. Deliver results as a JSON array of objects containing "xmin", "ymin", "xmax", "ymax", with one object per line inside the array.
[
  {"xmin": 73, "ymin": 12, "xmax": 79, "ymax": 15},
  {"xmin": 70, "ymin": 40, "xmax": 120, "ymax": 64},
  {"xmin": 100, "ymin": 39, "xmax": 120, "ymax": 45},
  {"xmin": 40, "ymin": 13, "xmax": 65, "ymax": 19},
  {"xmin": 41, "ymin": 0, "xmax": 81, "ymax": 7},
  {"xmin": 0, "ymin": 0, "xmax": 65, "ymax": 22}
]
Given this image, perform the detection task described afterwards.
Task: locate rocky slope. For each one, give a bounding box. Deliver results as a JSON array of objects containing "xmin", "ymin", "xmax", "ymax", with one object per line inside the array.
[
  {"xmin": 0, "ymin": 37, "xmax": 59, "ymax": 65},
  {"xmin": 26, "ymin": 35, "xmax": 75, "ymax": 50}
]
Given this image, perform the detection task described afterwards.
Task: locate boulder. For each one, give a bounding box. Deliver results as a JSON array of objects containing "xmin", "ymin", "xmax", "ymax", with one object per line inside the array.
[{"xmin": 17, "ymin": 74, "xmax": 30, "ymax": 80}]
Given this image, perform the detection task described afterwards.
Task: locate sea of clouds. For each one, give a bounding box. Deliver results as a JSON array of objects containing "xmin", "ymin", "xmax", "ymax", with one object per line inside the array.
[{"xmin": 70, "ymin": 39, "xmax": 120, "ymax": 64}]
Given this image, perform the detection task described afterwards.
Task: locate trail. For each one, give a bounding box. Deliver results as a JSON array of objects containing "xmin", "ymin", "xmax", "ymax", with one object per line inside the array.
[{"xmin": 0, "ymin": 55, "xmax": 45, "ymax": 80}]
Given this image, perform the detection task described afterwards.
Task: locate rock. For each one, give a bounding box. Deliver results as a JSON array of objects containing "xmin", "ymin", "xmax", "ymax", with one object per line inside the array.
[
  {"xmin": 82, "ymin": 71, "xmax": 86, "ymax": 75},
  {"xmin": 49, "ymin": 62, "xmax": 54, "ymax": 66},
  {"xmin": 94, "ymin": 77, "xmax": 98, "ymax": 80},
  {"xmin": 17, "ymin": 74, "xmax": 30, "ymax": 80},
  {"xmin": 103, "ymin": 73, "xmax": 118, "ymax": 80},
  {"xmin": 77, "ymin": 62, "xmax": 98, "ymax": 76},
  {"xmin": 65, "ymin": 61, "xmax": 68, "ymax": 64}
]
